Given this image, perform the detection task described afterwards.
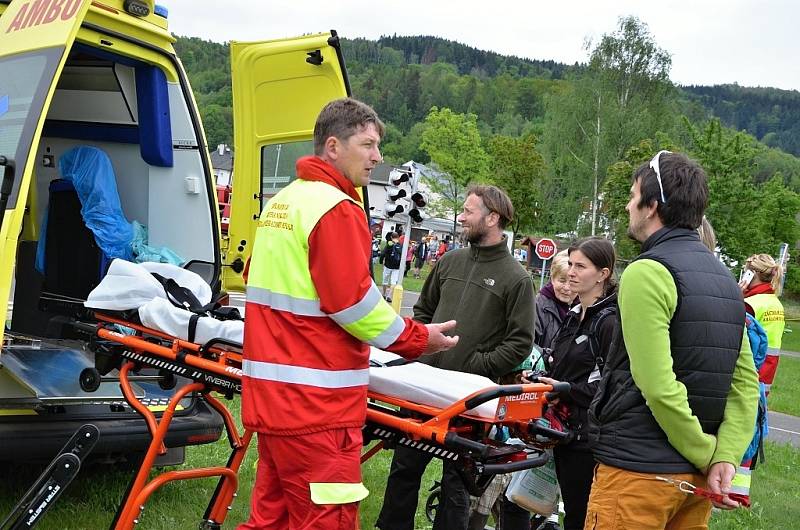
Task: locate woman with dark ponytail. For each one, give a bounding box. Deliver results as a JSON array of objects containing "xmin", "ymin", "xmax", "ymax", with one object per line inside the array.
[{"xmin": 537, "ymin": 237, "xmax": 617, "ymax": 530}]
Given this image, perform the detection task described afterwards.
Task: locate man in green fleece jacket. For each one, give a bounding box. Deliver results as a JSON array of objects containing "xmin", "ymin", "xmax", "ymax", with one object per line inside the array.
[
  {"xmin": 587, "ymin": 151, "xmax": 760, "ymax": 529},
  {"xmin": 377, "ymin": 184, "xmax": 535, "ymax": 530}
]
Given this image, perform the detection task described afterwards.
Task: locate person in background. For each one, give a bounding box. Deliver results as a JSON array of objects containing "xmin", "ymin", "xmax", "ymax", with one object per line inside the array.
[
  {"xmin": 587, "ymin": 151, "xmax": 759, "ymax": 529},
  {"xmin": 697, "ymin": 215, "xmax": 716, "ymax": 253},
  {"xmin": 413, "ymin": 236, "xmax": 429, "ymax": 279},
  {"xmin": 428, "ymin": 236, "xmax": 439, "ymax": 264},
  {"xmin": 239, "ymin": 97, "xmax": 459, "ymax": 530},
  {"xmin": 535, "ymin": 250, "xmax": 575, "ymax": 352},
  {"xmin": 379, "ymin": 232, "xmax": 402, "ymax": 301},
  {"xmin": 404, "ymin": 240, "xmax": 415, "ymax": 277},
  {"xmin": 740, "ymin": 253, "xmax": 786, "ymax": 397},
  {"xmin": 535, "ymin": 237, "xmax": 617, "ymax": 530},
  {"xmin": 437, "ymin": 237, "xmax": 449, "ymax": 260}
]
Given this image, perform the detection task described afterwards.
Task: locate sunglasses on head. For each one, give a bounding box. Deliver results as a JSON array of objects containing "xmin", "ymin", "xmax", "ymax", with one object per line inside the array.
[{"xmin": 649, "ymin": 150, "xmax": 672, "ymax": 204}]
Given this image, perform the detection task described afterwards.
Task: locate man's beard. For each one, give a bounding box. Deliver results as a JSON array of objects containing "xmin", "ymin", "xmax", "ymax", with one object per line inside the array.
[
  {"xmin": 465, "ymin": 219, "xmax": 489, "ymax": 245},
  {"xmin": 627, "ymin": 219, "xmax": 646, "ymax": 243}
]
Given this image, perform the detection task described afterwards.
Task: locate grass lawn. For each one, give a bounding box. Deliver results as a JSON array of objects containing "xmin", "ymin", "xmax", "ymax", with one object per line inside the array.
[
  {"xmin": 2, "ymin": 403, "xmax": 797, "ymax": 530},
  {"xmin": 372, "ymin": 262, "xmax": 431, "ymax": 294},
  {"xmin": 767, "ymin": 355, "xmax": 800, "ymax": 416},
  {"xmin": 708, "ymin": 443, "xmax": 800, "ymax": 530},
  {"xmin": 781, "ymin": 320, "xmax": 799, "ymax": 353}
]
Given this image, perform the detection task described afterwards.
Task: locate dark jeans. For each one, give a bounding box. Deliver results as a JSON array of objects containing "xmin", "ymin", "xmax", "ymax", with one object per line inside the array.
[
  {"xmin": 553, "ymin": 445, "xmax": 595, "ymax": 530},
  {"xmin": 376, "ymin": 444, "xmax": 469, "ymax": 530}
]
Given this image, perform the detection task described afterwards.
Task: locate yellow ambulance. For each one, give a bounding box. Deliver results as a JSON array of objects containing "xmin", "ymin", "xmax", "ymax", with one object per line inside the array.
[{"xmin": 0, "ymin": 0, "xmax": 348, "ymax": 461}]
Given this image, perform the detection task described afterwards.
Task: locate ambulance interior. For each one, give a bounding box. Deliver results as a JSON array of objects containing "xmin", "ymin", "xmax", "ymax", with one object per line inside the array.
[{"xmin": 10, "ymin": 44, "xmax": 219, "ymax": 340}]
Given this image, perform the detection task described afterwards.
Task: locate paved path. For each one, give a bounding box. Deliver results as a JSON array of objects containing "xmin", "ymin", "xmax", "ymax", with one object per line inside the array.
[{"xmin": 767, "ymin": 411, "xmax": 800, "ymax": 447}]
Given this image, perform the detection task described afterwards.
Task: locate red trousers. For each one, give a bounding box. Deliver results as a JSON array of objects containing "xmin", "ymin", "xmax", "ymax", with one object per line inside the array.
[{"xmin": 238, "ymin": 428, "xmax": 364, "ymax": 530}]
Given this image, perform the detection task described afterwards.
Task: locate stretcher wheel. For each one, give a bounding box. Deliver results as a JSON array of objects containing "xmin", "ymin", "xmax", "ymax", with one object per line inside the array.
[
  {"xmin": 425, "ymin": 483, "xmax": 441, "ymax": 523},
  {"xmin": 79, "ymin": 367, "xmax": 101, "ymax": 393},
  {"xmin": 158, "ymin": 369, "xmax": 177, "ymax": 390}
]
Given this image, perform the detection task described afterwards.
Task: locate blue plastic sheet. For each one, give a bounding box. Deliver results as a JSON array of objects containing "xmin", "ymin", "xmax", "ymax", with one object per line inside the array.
[
  {"xmin": 36, "ymin": 146, "xmax": 134, "ymax": 272},
  {"xmin": 131, "ymin": 220, "xmax": 184, "ymax": 266},
  {"xmin": 60, "ymin": 146, "xmax": 133, "ymax": 260}
]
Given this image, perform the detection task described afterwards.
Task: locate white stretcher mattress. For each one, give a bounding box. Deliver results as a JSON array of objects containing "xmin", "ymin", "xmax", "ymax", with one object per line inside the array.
[
  {"xmin": 369, "ymin": 348, "xmax": 500, "ymax": 420},
  {"xmin": 86, "ymin": 262, "xmax": 499, "ymax": 419},
  {"xmin": 85, "ymin": 259, "xmax": 243, "ymax": 345}
]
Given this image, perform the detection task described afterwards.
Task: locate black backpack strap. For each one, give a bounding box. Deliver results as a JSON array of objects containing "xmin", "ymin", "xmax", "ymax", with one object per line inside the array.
[
  {"xmin": 187, "ymin": 313, "xmax": 201, "ymax": 343},
  {"xmin": 150, "ymin": 272, "xmax": 215, "ymax": 314},
  {"xmin": 751, "ymin": 397, "xmax": 768, "ymax": 469},
  {"xmin": 588, "ymin": 306, "xmax": 617, "ymax": 372},
  {"xmin": 211, "ymin": 305, "xmax": 243, "ymax": 321}
]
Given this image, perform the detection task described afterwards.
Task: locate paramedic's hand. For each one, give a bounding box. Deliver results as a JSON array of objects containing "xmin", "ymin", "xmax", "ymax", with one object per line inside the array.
[
  {"xmin": 423, "ymin": 320, "xmax": 459, "ymax": 354},
  {"xmin": 706, "ymin": 462, "xmax": 740, "ymax": 510}
]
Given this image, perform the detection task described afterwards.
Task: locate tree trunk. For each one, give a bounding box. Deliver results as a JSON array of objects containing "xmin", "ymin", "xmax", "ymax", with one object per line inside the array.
[{"xmin": 591, "ymin": 93, "xmax": 601, "ymax": 236}]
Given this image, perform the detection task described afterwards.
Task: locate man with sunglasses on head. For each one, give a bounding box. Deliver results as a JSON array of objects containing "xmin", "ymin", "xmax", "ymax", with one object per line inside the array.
[{"xmin": 586, "ymin": 151, "xmax": 759, "ymax": 529}]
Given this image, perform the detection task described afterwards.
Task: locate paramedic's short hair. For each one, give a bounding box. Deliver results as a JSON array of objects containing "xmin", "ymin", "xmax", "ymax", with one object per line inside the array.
[
  {"xmin": 313, "ymin": 98, "xmax": 385, "ymax": 155},
  {"xmin": 632, "ymin": 152, "xmax": 708, "ymax": 229},
  {"xmin": 549, "ymin": 250, "xmax": 569, "ymax": 280},
  {"xmin": 465, "ymin": 184, "xmax": 514, "ymax": 229}
]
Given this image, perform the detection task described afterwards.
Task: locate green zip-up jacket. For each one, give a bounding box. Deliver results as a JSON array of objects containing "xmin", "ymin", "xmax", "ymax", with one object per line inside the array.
[{"xmin": 414, "ymin": 237, "xmax": 535, "ymax": 379}]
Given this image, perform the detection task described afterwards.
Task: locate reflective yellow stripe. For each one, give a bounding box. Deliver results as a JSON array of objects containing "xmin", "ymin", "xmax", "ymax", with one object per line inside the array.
[
  {"xmin": 242, "ymin": 359, "xmax": 369, "ymax": 388},
  {"xmin": 246, "ymin": 285, "xmax": 324, "ymax": 317},
  {"xmin": 309, "ymin": 482, "xmax": 369, "ymax": 505},
  {"xmin": 731, "ymin": 467, "xmax": 751, "ymax": 495},
  {"xmin": 342, "ymin": 300, "xmax": 405, "ymax": 348},
  {"xmin": 330, "ymin": 284, "xmax": 383, "ymax": 326}
]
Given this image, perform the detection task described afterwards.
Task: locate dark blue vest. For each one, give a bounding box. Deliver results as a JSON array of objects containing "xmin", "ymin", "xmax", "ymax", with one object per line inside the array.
[{"xmin": 589, "ymin": 227, "xmax": 745, "ymax": 473}]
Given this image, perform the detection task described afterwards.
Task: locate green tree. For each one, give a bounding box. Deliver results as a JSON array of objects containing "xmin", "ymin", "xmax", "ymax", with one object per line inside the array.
[
  {"xmin": 420, "ymin": 107, "xmax": 489, "ymax": 233},
  {"xmin": 486, "ymin": 133, "xmax": 547, "ymax": 242},
  {"xmin": 542, "ymin": 16, "xmax": 675, "ymax": 235}
]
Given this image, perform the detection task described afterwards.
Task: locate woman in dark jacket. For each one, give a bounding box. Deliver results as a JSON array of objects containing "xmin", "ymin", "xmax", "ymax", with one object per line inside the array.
[
  {"xmin": 535, "ymin": 249, "xmax": 575, "ymax": 351},
  {"xmin": 538, "ymin": 237, "xmax": 617, "ymax": 530}
]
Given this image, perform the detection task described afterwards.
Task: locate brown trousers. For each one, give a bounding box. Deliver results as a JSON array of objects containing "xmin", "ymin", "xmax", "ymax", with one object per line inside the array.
[{"xmin": 584, "ymin": 463, "xmax": 712, "ymax": 529}]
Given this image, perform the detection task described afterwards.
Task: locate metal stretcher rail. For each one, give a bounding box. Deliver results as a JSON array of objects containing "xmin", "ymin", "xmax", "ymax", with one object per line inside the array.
[{"xmin": 76, "ymin": 312, "xmax": 570, "ymax": 526}]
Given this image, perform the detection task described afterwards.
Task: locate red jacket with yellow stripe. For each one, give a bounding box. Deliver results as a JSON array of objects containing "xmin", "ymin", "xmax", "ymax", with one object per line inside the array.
[{"xmin": 242, "ymin": 156, "xmax": 428, "ymax": 435}]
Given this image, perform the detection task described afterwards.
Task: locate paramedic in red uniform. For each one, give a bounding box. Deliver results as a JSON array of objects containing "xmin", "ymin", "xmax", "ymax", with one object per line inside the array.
[{"xmin": 238, "ymin": 98, "xmax": 459, "ymax": 530}]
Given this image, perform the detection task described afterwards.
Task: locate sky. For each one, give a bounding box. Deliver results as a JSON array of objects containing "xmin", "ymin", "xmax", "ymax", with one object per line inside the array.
[{"xmin": 159, "ymin": 0, "xmax": 799, "ymax": 92}]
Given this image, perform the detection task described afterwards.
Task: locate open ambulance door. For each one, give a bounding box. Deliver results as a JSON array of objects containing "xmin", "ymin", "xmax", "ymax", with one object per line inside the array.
[
  {"xmin": 0, "ymin": 0, "xmax": 92, "ymax": 344},
  {"xmin": 224, "ymin": 30, "xmax": 350, "ymax": 292}
]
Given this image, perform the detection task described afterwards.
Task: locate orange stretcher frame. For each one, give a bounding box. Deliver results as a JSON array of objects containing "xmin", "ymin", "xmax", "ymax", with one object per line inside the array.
[{"xmin": 79, "ymin": 313, "xmax": 567, "ymax": 528}]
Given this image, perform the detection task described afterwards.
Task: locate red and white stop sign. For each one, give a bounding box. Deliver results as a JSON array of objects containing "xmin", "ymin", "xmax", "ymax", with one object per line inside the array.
[{"xmin": 535, "ymin": 238, "xmax": 557, "ymax": 260}]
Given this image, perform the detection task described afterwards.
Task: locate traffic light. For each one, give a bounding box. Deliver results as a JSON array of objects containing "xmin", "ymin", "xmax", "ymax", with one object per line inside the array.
[
  {"xmin": 389, "ymin": 168, "xmax": 411, "ymax": 186},
  {"xmin": 408, "ymin": 191, "xmax": 427, "ymax": 223},
  {"xmin": 385, "ymin": 202, "xmax": 404, "ymax": 217},
  {"xmin": 384, "ymin": 167, "xmax": 413, "ymax": 218},
  {"xmin": 386, "ymin": 187, "xmax": 407, "ymax": 201}
]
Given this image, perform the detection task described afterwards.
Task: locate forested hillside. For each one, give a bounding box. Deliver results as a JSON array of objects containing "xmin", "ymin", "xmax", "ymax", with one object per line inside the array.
[
  {"xmin": 175, "ymin": 34, "xmax": 800, "ymax": 158},
  {"xmin": 175, "ymin": 24, "xmax": 800, "ymax": 294},
  {"xmin": 684, "ymin": 84, "xmax": 800, "ymax": 156}
]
